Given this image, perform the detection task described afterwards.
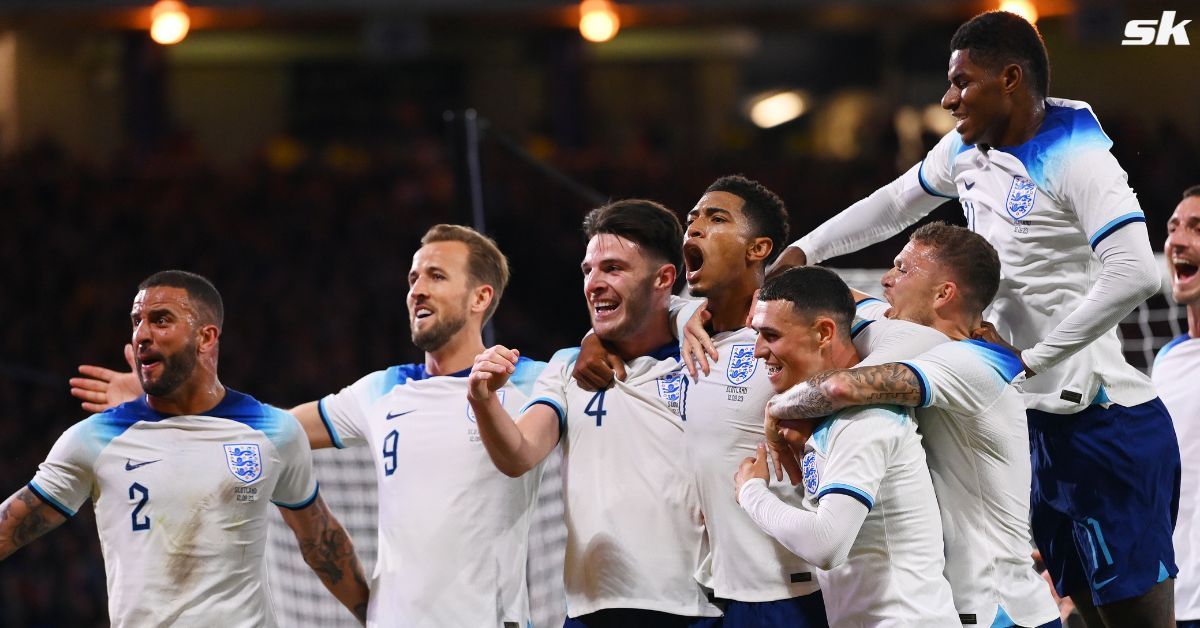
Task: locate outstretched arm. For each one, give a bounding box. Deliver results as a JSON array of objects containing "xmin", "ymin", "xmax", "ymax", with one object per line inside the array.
[
  {"xmin": 767, "ymin": 363, "xmax": 924, "ymax": 423},
  {"xmin": 69, "ymin": 344, "xmax": 141, "ymax": 412},
  {"xmin": 468, "ymin": 345, "xmax": 560, "ymax": 477},
  {"xmin": 279, "ymin": 495, "xmax": 369, "ymax": 625},
  {"xmin": 0, "ymin": 486, "xmax": 68, "ymax": 560}
]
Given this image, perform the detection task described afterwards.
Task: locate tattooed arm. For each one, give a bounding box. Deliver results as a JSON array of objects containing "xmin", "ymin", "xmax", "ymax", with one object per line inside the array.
[
  {"xmin": 0, "ymin": 486, "xmax": 68, "ymax": 560},
  {"xmin": 279, "ymin": 495, "xmax": 370, "ymax": 624},
  {"xmin": 767, "ymin": 363, "xmax": 924, "ymax": 423}
]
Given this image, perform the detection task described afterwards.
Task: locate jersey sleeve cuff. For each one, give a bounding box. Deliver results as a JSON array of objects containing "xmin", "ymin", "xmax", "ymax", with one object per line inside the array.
[
  {"xmin": 1088, "ymin": 211, "xmax": 1145, "ymax": 250},
  {"xmin": 27, "ymin": 481, "xmax": 76, "ymax": 518},
  {"xmin": 817, "ymin": 483, "xmax": 874, "ymax": 510},
  {"xmin": 896, "ymin": 361, "xmax": 932, "ymax": 407},
  {"xmin": 273, "ymin": 482, "xmax": 320, "ymax": 510},
  {"xmin": 523, "ymin": 398, "xmax": 566, "ymax": 436},
  {"xmin": 316, "ymin": 399, "xmax": 346, "ymax": 449},
  {"xmin": 917, "ymin": 160, "xmax": 958, "ymax": 200}
]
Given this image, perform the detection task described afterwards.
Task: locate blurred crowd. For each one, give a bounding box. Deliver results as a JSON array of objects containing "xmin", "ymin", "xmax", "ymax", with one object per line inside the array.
[{"xmin": 1, "ymin": 104, "xmax": 1196, "ymax": 625}]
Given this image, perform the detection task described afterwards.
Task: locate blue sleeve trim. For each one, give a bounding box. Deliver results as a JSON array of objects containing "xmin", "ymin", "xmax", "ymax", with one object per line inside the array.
[
  {"xmin": 27, "ymin": 481, "xmax": 76, "ymax": 518},
  {"xmin": 273, "ymin": 482, "xmax": 320, "ymax": 510},
  {"xmin": 855, "ymin": 297, "xmax": 884, "ymax": 308},
  {"xmin": 818, "ymin": 483, "xmax": 874, "ymax": 510},
  {"xmin": 1089, "ymin": 212, "xmax": 1145, "ymax": 250},
  {"xmin": 897, "ymin": 362, "xmax": 931, "ymax": 407},
  {"xmin": 1154, "ymin": 334, "xmax": 1191, "ymax": 368},
  {"xmin": 960, "ymin": 338, "xmax": 1024, "ymax": 383},
  {"xmin": 918, "ymin": 160, "xmax": 958, "ymax": 200},
  {"xmin": 850, "ymin": 318, "xmax": 874, "ymax": 340},
  {"xmin": 316, "ymin": 399, "xmax": 346, "ymax": 449},
  {"xmin": 524, "ymin": 398, "xmax": 566, "ymax": 437}
]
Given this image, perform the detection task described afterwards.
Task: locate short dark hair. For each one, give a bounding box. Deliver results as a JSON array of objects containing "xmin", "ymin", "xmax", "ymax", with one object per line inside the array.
[
  {"xmin": 951, "ymin": 10, "xmax": 1050, "ymax": 97},
  {"xmin": 138, "ymin": 270, "xmax": 224, "ymax": 328},
  {"xmin": 910, "ymin": 222, "xmax": 1001, "ymax": 313},
  {"xmin": 1183, "ymin": 185, "xmax": 1200, "ymax": 200},
  {"xmin": 705, "ymin": 175, "xmax": 790, "ymax": 265},
  {"xmin": 421, "ymin": 224, "xmax": 510, "ymax": 323},
  {"xmin": 583, "ymin": 198, "xmax": 684, "ymax": 271},
  {"xmin": 758, "ymin": 266, "xmax": 855, "ymax": 338}
]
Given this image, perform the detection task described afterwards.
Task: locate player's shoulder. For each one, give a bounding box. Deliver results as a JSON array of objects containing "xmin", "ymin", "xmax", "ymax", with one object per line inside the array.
[
  {"xmin": 948, "ymin": 339, "xmax": 1024, "ymax": 382},
  {"xmin": 810, "ymin": 404, "xmax": 910, "ymax": 453},
  {"xmin": 1154, "ymin": 334, "xmax": 1195, "ymax": 367},
  {"xmin": 206, "ymin": 388, "xmax": 306, "ymax": 444},
  {"xmin": 1001, "ymin": 98, "xmax": 1112, "ymax": 189},
  {"xmin": 508, "ymin": 356, "xmax": 549, "ymax": 395}
]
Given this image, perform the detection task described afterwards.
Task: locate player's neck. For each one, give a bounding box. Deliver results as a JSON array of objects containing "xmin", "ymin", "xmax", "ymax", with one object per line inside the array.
[
  {"xmin": 608, "ymin": 308, "xmax": 674, "ymax": 361},
  {"xmin": 704, "ymin": 276, "xmax": 759, "ymax": 333},
  {"xmin": 1188, "ymin": 303, "xmax": 1200, "ymax": 338},
  {"xmin": 994, "ymin": 96, "xmax": 1046, "ymax": 148},
  {"xmin": 931, "ymin": 310, "xmax": 978, "ymax": 341},
  {"xmin": 831, "ymin": 337, "xmax": 860, "ymax": 370},
  {"xmin": 146, "ymin": 373, "xmax": 226, "ymax": 416},
  {"xmin": 425, "ymin": 330, "xmax": 486, "ymax": 376}
]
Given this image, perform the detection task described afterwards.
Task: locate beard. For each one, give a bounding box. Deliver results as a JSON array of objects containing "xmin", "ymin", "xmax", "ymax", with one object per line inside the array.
[
  {"xmin": 138, "ymin": 340, "xmax": 199, "ymax": 397},
  {"xmin": 411, "ymin": 308, "xmax": 469, "ymax": 353}
]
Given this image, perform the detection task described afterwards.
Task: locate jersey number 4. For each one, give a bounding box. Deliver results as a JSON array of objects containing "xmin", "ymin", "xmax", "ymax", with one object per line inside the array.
[
  {"xmin": 585, "ymin": 391, "xmax": 607, "ymax": 426},
  {"xmin": 129, "ymin": 482, "xmax": 150, "ymax": 531}
]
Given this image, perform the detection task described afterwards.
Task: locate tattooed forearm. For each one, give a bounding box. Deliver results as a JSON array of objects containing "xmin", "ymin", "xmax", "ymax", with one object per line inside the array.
[
  {"xmin": 770, "ymin": 363, "xmax": 923, "ymax": 421},
  {"xmin": 283, "ymin": 496, "xmax": 369, "ymax": 623},
  {"xmin": 0, "ymin": 487, "xmax": 67, "ymax": 559}
]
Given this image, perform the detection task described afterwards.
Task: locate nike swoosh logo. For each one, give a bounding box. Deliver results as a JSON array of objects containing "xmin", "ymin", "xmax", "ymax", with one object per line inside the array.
[
  {"xmin": 125, "ymin": 459, "xmax": 161, "ymax": 471},
  {"xmin": 1093, "ymin": 575, "xmax": 1118, "ymax": 590},
  {"xmin": 964, "ymin": 181, "xmax": 976, "ymax": 190},
  {"xmin": 386, "ymin": 410, "xmax": 416, "ymax": 420}
]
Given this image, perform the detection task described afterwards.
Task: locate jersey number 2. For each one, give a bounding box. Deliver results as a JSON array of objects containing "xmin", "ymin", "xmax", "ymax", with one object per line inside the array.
[{"xmin": 129, "ymin": 482, "xmax": 150, "ymax": 531}]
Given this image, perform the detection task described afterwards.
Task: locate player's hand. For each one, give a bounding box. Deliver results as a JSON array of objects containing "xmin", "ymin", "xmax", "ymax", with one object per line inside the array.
[
  {"xmin": 970, "ymin": 321, "xmax": 1034, "ymax": 377},
  {"xmin": 734, "ymin": 442, "xmax": 771, "ymax": 504},
  {"xmin": 1032, "ymin": 550, "xmax": 1075, "ymax": 623},
  {"xmin": 468, "ymin": 345, "xmax": 520, "ymax": 402},
  {"xmin": 572, "ymin": 333, "xmax": 626, "ymax": 391},
  {"xmin": 764, "ymin": 405, "xmax": 805, "ymax": 485},
  {"xmin": 765, "ymin": 246, "xmax": 807, "ymax": 281},
  {"xmin": 682, "ymin": 306, "xmax": 717, "ymax": 380},
  {"xmin": 70, "ymin": 344, "xmax": 141, "ymax": 413}
]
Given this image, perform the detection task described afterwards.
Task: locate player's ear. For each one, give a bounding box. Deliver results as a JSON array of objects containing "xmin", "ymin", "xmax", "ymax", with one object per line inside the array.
[
  {"xmin": 653, "ymin": 263, "xmax": 676, "ymax": 291},
  {"xmin": 934, "ymin": 281, "xmax": 957, "ymax": 310},
  {"xmin": 196, "ymin": 323, "xmax": 220, "ymax": 355},
  {"xmin": 470, "ymin": 284, "xmax": 495, "ymax": 316},
  {"xmin": 812, "ymin": 316, "xmax": 837, "ymax": 349},
  {"xmin": 1000, "ymin": 62, "xmax": 1023, "ymax": 95},
  {"xmin": 746, "ymin": 237, "xmax": 773, "ymax": 264}
]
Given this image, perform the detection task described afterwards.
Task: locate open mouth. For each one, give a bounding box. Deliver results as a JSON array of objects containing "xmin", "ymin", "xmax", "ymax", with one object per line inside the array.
[
  {"xmin": 1174, "ymin": 261, "xmax": 1199, "ymax": 282},
  {"xmin": 683, "ymin": 242, "xmax": 705, "ymax": 283},
  {"xmin": 414, "ymin": 306, "xmax": 434, "ymax": 320},
  {"xmin": 592, "ymin": 299, "xmax": 619, "ymax": 319},
  {"xmin": 137, "ymin": 352, "xmax": 162, "ymax": 374},
  {"xmin": 766, "ymin": 364, "xmax": 781, "ymax": 377}
]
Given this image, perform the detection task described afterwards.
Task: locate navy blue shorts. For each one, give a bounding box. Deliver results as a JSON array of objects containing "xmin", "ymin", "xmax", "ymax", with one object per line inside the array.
[
  {"xmin": 565, "ymin": 609, "xmax": 716, "ymax": 628},
  {"xmin": 1027, "ymin": 397, "xmax": 1180, "ymax": 606},
  {"xmin": 716, "ymin": 592, "xmax": 828, "ymax": 628}
]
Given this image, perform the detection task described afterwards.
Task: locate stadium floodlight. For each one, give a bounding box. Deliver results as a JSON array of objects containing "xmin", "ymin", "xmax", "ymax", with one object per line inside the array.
[
  {"xmin": 579, "ymin": 0, "xmax": 620, "ymax": 43},
  {"xmin": 999, "ymin": 0, "xmax": 1038, "ymax": 24},
  {"xmin": 748, "ymin": 90, "xmax": 807, "ymax": 129},
  {"xmin": 150, "ymin": 0, "xmax": 190, "ymax": 45}
]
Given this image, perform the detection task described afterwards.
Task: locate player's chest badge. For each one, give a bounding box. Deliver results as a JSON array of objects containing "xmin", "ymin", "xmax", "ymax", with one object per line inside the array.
[
  {"xmin": 467, "ymin": 389, "xmax": 505, "ymax": 423},
  {"xmin": 726, "ymin": 344, "xmax": 758, "ymax": 385},
  {"xmin": 223, "ymin": 443, "xmax": 263, "ymax": 483},
  {"xmin": 1005, "ymin": 175, "xmax": 1037, "ymax": 220},
  {"xmin": 802, "ymin": 450, "xmax": 819, "ymax": 495}
]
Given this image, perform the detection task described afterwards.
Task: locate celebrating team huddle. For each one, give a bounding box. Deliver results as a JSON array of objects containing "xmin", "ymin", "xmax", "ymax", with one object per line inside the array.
[{"xmin": 1, "ymin": 8, "xmax": 1194, "ymax": 628}]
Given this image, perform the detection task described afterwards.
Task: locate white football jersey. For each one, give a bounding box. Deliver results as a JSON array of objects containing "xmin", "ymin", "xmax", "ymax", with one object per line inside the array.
[
  {"xmin": 684, "ymin": 327, "xmax": 819, "ymax": 601},
  {"xmin": 1154, "ymin": 334, "xmax": 1200, "ymax": 621},
  {"xmin": 319, "ymin": 359, "xmax": 553, "ymax": 628},
  {"xmin": 29, "ymin": 390, "xmax": 317, "ymax": 628},
  {"xmin": 527, "ymin": 345, "xmax": 721, "ymax": 619},
  {"xmin": 900, "ymin": 341, "xmax": 1061, "ymax": 627},
  {"xmin": 917, "ymin": 98, "xmax": 1156, "ymax": 413},
  {"xmin": 801, "ymin": 405, "xmax": 959, "ymax": 626}
]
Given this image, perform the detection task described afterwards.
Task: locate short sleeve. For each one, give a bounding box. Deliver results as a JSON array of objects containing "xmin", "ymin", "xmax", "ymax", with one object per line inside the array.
[
  {"xmin": 1059, "ymin": 149, "xmax": 1145, "ymax": 251},
  {"xmin": 522, "ymin": 348, "xmax": 577, "ymax": 433},
  {"xmin": 897, "ymin": 340, "xmax": 1019, "ymax": 413},
  {"xmin": 916, "ymin": 131, "xmax": 964, "ymax": 200},
  {"xmin": 816, "ymin": 409, "xmax": 909, "ymax": 511},
  {"xmin": 269, "ymin": 409, "xmax": 320, "ymax": 509},
  {"xmin": 854, "ymin": 296, "xmax": 890, "ymax": 321},
  {"xmin": 318, "ymin": 369, "xmax": 392, "ymax": 449},
  {"xmin": 29, "ymin": 420, "xmax": 99, "ymax": 517},
  {"xmin": 853, "ymin": 318, "xmax": 948, "ymax": 367}
]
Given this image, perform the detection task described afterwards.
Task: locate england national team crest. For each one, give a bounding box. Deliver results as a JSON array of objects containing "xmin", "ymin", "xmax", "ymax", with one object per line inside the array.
[
  {"xmin": 224, "ymin": 444, "xmax": 263, "ymax": 484},
  {"xmin": 467, "ymin": 389, "xmax": 505, "ymax": 422},
  {"xmin": 726, "ymin": 344, "xmax": 758, "ymax": 385},
  {"xmin": 1005, "ymin": 175, "xmax": 1037, "ymax": 220},
  {"xmin": 802, "ymin": 451, "xmax": 819, "ymax": 496},
  {"xmin": 657, "ymin": 372, "xmax": 686, "ymax": 417}
]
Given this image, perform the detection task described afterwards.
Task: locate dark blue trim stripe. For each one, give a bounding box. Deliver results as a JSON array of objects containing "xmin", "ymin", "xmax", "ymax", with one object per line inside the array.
[
  {"xmin": 1155, "ymin": 334, "xmax": 1192, "ymax": 367},
  {"xmin": 897, "ymin": 362, "xmax": 931, "ymax": 407},
  {"xmin": 274, "ymin": 483, "xmax": 320, "ymax": 510},
  {"xmin": 27, "ymin": 481, "xmax": 76, "ymax": 518},
  {"xmin": 818, "ymin": 483, "xmax": 874, "ymax": 510},
  {"xmin": 316, "ymin": 399, "xmax": 345, "ymax": 449},
  {"xmin": 1089, "ymin": 212, "xmax": 1145, "ymax": 250},
  {"xmin": 850, "ymin": 318, "xmax": 874, "ymax": 340},
  {"xmin": 855, "ymin": 297, "xmax": 884, "ymax": 308},
  {"xmin": 525, "ymin": 398, "xmax": 566, "ymax": 437},
  {"xmin": 918, "ymin": 160, "xmax": 958, "ymax": 200}
]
